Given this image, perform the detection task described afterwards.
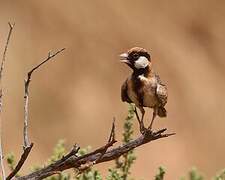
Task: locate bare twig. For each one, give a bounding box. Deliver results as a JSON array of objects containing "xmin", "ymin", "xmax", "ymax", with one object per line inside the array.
[
  {"xmin": 94, "ymin": 119, "xmax": 117, "ymax": 164},
  {"xmin": 16, "ymin": 128, "xmax": 175, "ymax": 180},
  {"xmin": 108, "ymin": 117, "xmax": 116, "ymax": 143},
  {"xmin": 62, "ymin": 144, "xmax": 80, "ymax": 161},
  {"xmin": 0, "ymin": 22, "xmax": 15, "ymax": 79},
  {"xmin": 0, "ymin": 22, "xmax": 15, "ymax": 180},
  {"xmin": 6, "ymin": 48, "xmax": 65, "ymax": 180},
  {"xmin": 23, "ymin": 48, "xmax": 65, "ymax": 148}
]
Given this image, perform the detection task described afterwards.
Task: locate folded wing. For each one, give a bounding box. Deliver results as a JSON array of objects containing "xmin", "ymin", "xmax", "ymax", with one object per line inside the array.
[{"xmin": 121, "ymin": 79, "xmax": 132, "ymax": 103}]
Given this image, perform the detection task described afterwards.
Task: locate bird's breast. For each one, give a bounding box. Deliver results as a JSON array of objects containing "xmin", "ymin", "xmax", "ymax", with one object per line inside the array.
[
  {"xmin": 141, "ymin": 79, "xmax": 158, "ymax": 108},
  {"xmin": 127, "ymin": 75, "xmax": 158, "ymax": 108}
]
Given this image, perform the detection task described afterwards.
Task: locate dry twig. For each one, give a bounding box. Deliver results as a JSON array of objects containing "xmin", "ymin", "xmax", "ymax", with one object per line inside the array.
[
  {"xmin": 6, "ymin": 48, "xmax": 65, "ymax": 180},
  {"xmin": 0, "ymin": 22, "xmax": 15, "ymax": 180},
  {"xmin": 23, "ymin": 48, "xmax": 65, "ymax": 148}
]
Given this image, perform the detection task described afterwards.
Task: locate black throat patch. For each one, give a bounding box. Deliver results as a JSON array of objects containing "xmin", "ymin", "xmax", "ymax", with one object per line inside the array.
[{"xmin": 131, "ymin": 67, "xmax": 150, "ymax": 106}]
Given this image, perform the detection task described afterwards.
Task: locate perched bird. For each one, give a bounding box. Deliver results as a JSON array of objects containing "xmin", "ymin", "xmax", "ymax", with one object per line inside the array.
[{"xmin": 120, "ymin": 47, "xmax": 168, "ymax": 134}]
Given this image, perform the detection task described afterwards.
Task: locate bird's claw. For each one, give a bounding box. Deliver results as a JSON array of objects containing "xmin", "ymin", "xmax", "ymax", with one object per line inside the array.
[{"xmin": 140, "ymin": 126, "xmax": 152, "ymax": 135}]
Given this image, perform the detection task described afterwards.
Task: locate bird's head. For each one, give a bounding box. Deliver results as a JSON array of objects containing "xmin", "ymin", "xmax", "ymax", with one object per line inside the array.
[{"xmin": 119, "ymin": 47, "xmax": 151, "ymax": 70}]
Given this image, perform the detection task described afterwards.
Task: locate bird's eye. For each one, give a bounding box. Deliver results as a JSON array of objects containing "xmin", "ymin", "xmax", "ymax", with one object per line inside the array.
[{"xmin": 133, "ymin": 53, "xmax": 139, "ymax": 59}]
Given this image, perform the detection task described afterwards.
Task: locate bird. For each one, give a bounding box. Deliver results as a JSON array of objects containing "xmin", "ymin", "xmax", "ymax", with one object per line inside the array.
[{"xmin": 120, "ymin": 47, "xmax": 168, "ymax": 134}]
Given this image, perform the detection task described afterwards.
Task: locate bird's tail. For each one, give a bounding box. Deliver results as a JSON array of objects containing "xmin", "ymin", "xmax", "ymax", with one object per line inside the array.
[{"xmin": 158, "ymin": 107, "xmax": 167, "ymax": 117}]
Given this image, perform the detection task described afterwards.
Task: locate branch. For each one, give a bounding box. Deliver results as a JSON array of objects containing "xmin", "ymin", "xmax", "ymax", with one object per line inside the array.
[
  {"xmin": 23, "ymin": 48, "xmax": 65, "ymax": 148},
  {"xmin": 0, "ymin": 22, "xmax": 15, "ymax": 180},
  {"xmin": 16, "ymin": 128, "xmax": 175, "ymax": 180},
  {"xmin": 0, "ymin": 22, "xmax": 15, "ymax": 79},
  {"xmin": 6, "ymin": 48, "xmax": 65, "ymax": 180}
]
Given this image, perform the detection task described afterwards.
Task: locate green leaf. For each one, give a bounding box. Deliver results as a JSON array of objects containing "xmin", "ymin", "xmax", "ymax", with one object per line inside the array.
[
  {"xmin": 155, "ymin": 166, "xmax": 166, "ymax": 180},
  {"xmin": 213, "ymin": 169, "xmax": 225, "ymax": 180},
  {"xmin": 6, "ymin": 152, "xmax": 16, "ymax": 171},
  {"xmin": 48, "ymin": 139, "xmax": 66, "ymax": 164},
  {"xmin": 189, "ymin": 168, "xmax": 204, "ymax": 180}
]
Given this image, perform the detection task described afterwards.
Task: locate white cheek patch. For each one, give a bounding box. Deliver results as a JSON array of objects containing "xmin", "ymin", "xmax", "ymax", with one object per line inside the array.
[{"xmin": 134, "ymin": 56, "xmax": 149, "ymax": 69}]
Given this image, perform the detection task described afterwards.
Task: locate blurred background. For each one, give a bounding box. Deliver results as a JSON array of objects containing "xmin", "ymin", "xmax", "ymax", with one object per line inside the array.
[{"xmin": 0, "ymin": 0, "xmax": 225, "ymax": 179}]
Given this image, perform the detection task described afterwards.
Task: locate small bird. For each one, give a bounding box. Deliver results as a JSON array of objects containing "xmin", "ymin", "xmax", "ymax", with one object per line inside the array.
[{"xmin": 120, "ymin": 47, "xmax": 168, "ymax": 134}]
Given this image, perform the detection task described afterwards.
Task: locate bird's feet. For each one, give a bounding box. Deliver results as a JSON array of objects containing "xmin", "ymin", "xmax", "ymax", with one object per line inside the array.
[
  {"xmin": 140, "ymin": 125, "xmax": 152, "ymax": 135},
  {"xmin": 147, "ymin": 124, "xmax": 153, "ymax": 132}
]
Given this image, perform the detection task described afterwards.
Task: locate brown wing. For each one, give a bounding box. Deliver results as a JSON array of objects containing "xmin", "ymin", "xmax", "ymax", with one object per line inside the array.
[
  {"xmin": 121, "ymin": 79, "xmax": 132, "ymax": 103},
  {"xmin": 155, "ymin": 75, "xmax": 168, "ymax": 107}
]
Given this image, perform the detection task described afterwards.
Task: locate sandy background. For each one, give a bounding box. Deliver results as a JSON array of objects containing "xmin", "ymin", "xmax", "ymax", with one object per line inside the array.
[{"xmin": 0, "ymin": 0, "xmax": 225, "ymax": 179}]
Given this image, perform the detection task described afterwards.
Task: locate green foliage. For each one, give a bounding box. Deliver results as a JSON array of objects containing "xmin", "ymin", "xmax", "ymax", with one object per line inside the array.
[
  {"xmin": 77, "ymin": 146, "xmax": 92, "ymax": 156},
  {"xmin": 107, "ymin": 169, "xmax": 123, "ymax": 180},
  {"xmin": 123, "ymin": 104, "xmax": 135, "ymax": 144},
  {"xmin": 179, "ymin": 168, "xmax": 225, "ymax": 180},
  {"xmin": 30, "ymin": 165, "xmax": 42, "ymax": 172},
  {"xmin": 180, "ymin": 168, "xmax": 204, "ymax": 180},
  {"xmin": 75, "ymin": 169, "xmax": 102, "ymax": 180},
  {"xmin": 121, "ymin": 104, "xmax": 136, "ymax": 179},
  {"xmin": 107, "ymin": 104, "xmax": 136, "ymax": 180},
  {"xmin": 41, "ymin": 139, "xmax": 71, "ymax": 180},
  {"xmin": 48, "ymin": 139, "xmax": 66, "ymax": 164},
  {"xmin": 154, "ymin": 166, "xmax": 166, "ymax": 180},
  {"xmin": 6, "ymin": 152, "xmax": 16, "ymax": 171},
  {"xmin": 189, "ymin": 168, "xmax": 204, "ymax": 180},
  {"xmin": 213, "ymin": 169, "xmax": 225, "ymax": 180},
  {"xmin": 46, "ymin": 173, "xmax": 71, "ymax": 180}
]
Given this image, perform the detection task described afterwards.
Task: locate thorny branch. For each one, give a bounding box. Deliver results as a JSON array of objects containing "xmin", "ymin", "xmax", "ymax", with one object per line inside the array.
[
  {"xmin": 0, "ymin": 22, "xmax": 15, "ymax": 180},
  {"xmin": 15, "ymin": 128, "xmax": 174, "ymax": 180},
  {"xmin": 6, "ymin": 48, "xmax": 65, "ymax": 180}
]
